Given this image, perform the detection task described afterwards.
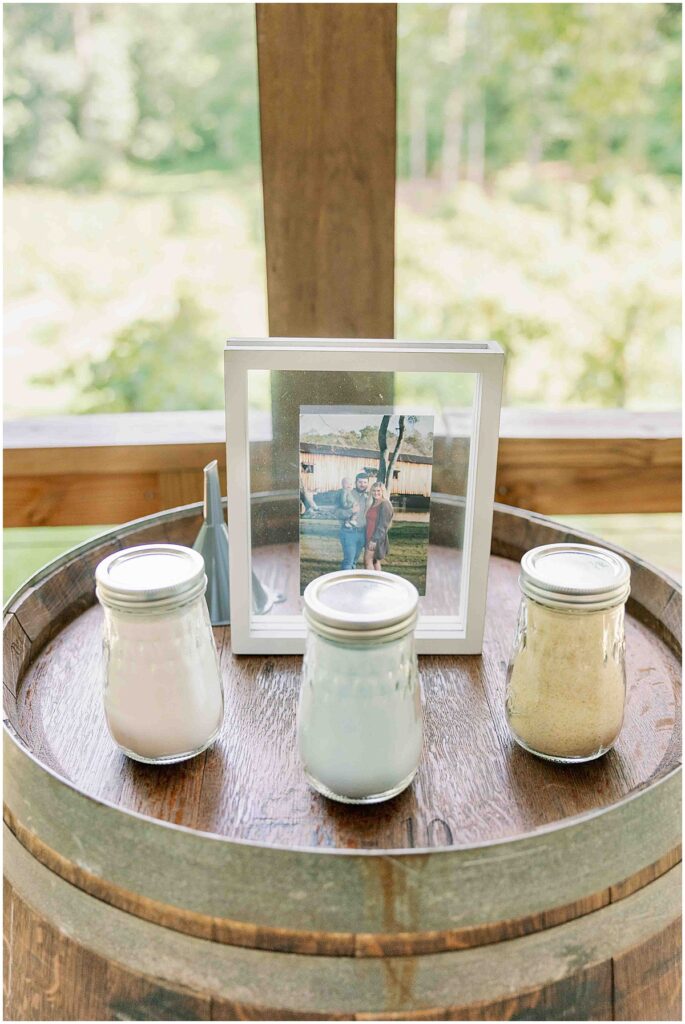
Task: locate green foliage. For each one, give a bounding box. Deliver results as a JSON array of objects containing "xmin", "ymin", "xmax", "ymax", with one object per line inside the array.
[
  {"xmin": 396, "ymin": 175, "xmax": 681, "ymax": 408},
  {"xmin": 397, "ymin": 3, "xmax": 681, "ymax": 184},
  {"xmin": 301, "ymin": 423, "xmax": 433, "ymax": 458},
  {"xmin": 34, "ymin": 293, "xmax": 224, "ymax": 412},
  {"xmin": 4, "ymin": 3, "xmax": 260, "ymax": 184},
  {"xmin": 3, "ymin": 3, "xmax": 681, "ymax": 416},
  {"xmin": 4, "ymin": 176, "xmax": 267, "ymax": 416},
  {"xmin": 5, "ymin": 3, "xmax": 680, "ymax": 187}
]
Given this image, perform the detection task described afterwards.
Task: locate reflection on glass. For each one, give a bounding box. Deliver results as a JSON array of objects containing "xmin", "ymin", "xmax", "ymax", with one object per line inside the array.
[
  {"xmin": 298, "ymin": 409, "xmax": 435, "ymax": 595},
  {"xmin": 246, "ymin": 369, "xmax": 475, "ymax": 622}
]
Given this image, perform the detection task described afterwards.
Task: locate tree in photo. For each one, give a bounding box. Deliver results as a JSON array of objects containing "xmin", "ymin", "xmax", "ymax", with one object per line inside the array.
[{"xmin": 378, "ymin": 415, "xmax": 414, "ymax": 487}]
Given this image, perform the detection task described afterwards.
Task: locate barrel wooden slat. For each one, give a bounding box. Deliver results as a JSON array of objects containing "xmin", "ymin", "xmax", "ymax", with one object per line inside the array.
[
  {"xmin": 4, "ymin": 828, "xmax": 681, "ymax": 1020},
  {"xmin": 3, "ymin": 613, "xmax": 30, "ymax": 699},
  {"xmin": 9, "ymin": 535, "xmax": 123, "ymax": 655},
  {"xmin": 3, "ymin": 501, "xmax": 681, "ymax": 1019},
  {"xmin": 612, "ymin": 918, "xmax": 683, "ymax": 1022}
]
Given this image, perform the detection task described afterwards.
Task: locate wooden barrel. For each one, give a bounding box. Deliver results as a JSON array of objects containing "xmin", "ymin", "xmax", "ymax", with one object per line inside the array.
[{"xmin": 3, "ymin": 502, "xmax": 681, "ymax": 1021}]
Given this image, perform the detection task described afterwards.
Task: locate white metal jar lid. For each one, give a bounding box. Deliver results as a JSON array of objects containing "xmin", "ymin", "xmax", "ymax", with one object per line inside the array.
[
  {"xmin": 520, "ymin": 543, "xmax": 631, "ymax": 611},
  {"xmin": 303, "ymin": 570, "xmax": 419, "ymax": 642},
  {"xmin": 95, "ymin": 544, "xmax": 207, "ymax": 612}
]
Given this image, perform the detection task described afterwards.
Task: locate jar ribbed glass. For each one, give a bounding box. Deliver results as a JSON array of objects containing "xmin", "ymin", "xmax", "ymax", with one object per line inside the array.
[
  {"xmin": 506, "ymin": 597, "xmax": 626, "ymax": 762},
  {"xmin": 505, "ymin": 543, "xmax": 630, "ymax": 763},
  {"xmin": 96, "ymin": 545, "xmax": 224, "ymax": 764},
  {"xmin": 298, "ymin": 570, "xmax": 422, "ymax": 803}
]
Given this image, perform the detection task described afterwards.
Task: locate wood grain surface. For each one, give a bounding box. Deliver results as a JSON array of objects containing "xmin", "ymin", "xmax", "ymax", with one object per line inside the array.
[
  {"xmin": 257, "ymin": 3, "xmax": 396, "ymax": 339},
  {"xmin": 4, "ymin": 828, "xmax": 681, "ymax": 1020},
  {"xmin": 5, "ymin": 543, "xmax": 680, "ymax": 850},
  {"xmin": 3, "ymin": 502, "xmax": 681, "ymax": 1017},
  {"xmin": 3, "ymin": 875, "xmax": 212, "ymax": 1023}
]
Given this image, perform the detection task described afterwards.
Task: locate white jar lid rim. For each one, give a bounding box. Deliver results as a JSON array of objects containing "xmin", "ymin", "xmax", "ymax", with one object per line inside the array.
[
  {"xmin": 96, "ymin": 544, "xmax": 207, "ymax": 611},
  {"xmin": 304, "ymin": 570, "xmax": 418, "ymax": 637},
  {"xmin": 520, "ymin": 543, "xmax": 630, "ymax": 609}
]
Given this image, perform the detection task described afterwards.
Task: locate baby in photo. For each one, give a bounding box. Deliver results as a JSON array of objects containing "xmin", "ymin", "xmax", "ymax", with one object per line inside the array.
[{"xmin": 340, "ymin": 477, "xmax": 361, "ymax": 529}]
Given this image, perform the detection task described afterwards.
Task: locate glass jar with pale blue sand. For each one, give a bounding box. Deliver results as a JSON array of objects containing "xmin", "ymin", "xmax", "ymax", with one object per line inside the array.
[{"xmin": 298, "ymin": 570, "xmax": 422, "ymax": 804}]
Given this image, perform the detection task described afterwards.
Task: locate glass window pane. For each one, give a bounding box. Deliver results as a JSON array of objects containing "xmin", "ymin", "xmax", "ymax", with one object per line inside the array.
[
  {"xmin": 396, "ymin": 3, "xmax": 681, "ymax": 410},
  {"xmin": 247, "ymin": 368, "xmax": 477, "ymax": 625},
  {"xmin": 4, "ymin": 3, "xmax": 266, "ymax": 418}
]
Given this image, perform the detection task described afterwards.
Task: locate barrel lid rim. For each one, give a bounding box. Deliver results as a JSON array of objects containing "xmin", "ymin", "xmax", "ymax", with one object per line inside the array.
[
  {"xmin": 4, "ymin": 720, "xmax": 680, "ymax": 859},
  {"xmin": 4, "ymin": 500, "xmax": 680, "ymax": 859}
]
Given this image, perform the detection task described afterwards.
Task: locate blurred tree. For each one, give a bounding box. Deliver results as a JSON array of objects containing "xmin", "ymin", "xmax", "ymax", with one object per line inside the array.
[
  {"xmin": 6, "ymin": 3, "xmax": 680, "ymax": 185},
  {"xmin": 3, "ymin": 3, "xmax": 681, "ymax": 415},
  {"xmin": 396, "ymin": 177, "xmax": 680, "ymax": 408},
  {"xmin": 4, "ymin": 3, "xmax": 260, "ymax": 184},
  {"xmin": 34, "ymin": 293, "xmax": 224, "ymax": 411},
  {"xmin": 397, "ymin": 2, "xmax": 681, "ymax": 184}
]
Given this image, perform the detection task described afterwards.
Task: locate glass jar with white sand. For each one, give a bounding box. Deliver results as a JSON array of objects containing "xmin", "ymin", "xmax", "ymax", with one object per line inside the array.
[
  {"xmin": 298, "ymin": 570, "xmax": 422, "ymax": 803},
  {"xmin": 506, "ymin": 544, "xmax": 630, "ymax": 763},
  {"xmin": 95, "ymin": 544, "xmax": 224, "ymax": 764}
]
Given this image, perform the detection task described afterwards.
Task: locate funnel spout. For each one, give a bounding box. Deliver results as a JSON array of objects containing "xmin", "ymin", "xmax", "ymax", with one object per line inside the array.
[{"xmin": 203, "ymin": 460, "xmax": 223, "ymax": 527}]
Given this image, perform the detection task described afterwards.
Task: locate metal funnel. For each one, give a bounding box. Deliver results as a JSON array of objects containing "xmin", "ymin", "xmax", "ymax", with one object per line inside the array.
[
  {"xmin": 193, "ymin": 460, "xmax": 231, "ymax": 625},
  {"xmin": 193, "ymin": 460, "xmax": 285, "ymax": 625}
]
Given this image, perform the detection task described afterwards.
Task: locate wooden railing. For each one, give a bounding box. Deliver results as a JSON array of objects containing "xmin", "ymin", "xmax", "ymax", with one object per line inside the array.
[{"xmin": 4, "ymin": 409, "xmax": 680, "ymax": 527}]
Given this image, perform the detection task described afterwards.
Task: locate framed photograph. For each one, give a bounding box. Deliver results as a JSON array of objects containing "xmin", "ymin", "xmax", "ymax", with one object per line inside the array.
[
  {"xmin": 225, "ymin": 338, "xmax": 504, "ymax": 655},
  {"xmin": 299, "ymin": 408, "xmax": 434, "ymax": 595}
]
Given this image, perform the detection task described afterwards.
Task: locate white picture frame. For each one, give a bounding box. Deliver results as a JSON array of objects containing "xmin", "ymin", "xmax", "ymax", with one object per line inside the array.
[{"xmin": 225, "ymin": 338, "xmax": 504, "ymax": 655}]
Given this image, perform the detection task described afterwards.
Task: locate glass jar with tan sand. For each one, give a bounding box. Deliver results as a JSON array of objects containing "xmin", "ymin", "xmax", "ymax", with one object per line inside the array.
[{"xmin": 506, "ymin": 543, "xmax": 630, "ymax": 763}]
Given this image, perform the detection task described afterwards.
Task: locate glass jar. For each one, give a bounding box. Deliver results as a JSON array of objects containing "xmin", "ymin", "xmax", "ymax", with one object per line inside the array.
[
  {"xmin": 506, "ymin": 543, "xmax": 630, "ymax": 763},
  {"xmin": 298, "ymin": 570, "xmax": 422, "ymax": 804},
  {"xmin": 95, "ymin": 544, "xmax": 224, "ymax": 764}
]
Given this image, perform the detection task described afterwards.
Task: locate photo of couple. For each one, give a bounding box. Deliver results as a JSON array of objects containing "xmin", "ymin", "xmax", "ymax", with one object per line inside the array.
[
  {"xmin": 336, "ymin": 473, "xmax": 394, "ymax": 571},
  {"xmin": 299, "ymin": 409, "xmax": 434, "ymax": 594}
]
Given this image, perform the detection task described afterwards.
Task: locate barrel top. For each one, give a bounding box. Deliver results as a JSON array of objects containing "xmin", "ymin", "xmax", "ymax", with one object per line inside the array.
[{"xmin": 4, "ymin": 502, "xmax": 681, "ymax": 854}]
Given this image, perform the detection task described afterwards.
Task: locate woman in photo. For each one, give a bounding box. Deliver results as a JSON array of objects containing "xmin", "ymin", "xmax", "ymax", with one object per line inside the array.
[{"xmin": 364, "ymin": 482, "xmax": 394, "ymax": 572}]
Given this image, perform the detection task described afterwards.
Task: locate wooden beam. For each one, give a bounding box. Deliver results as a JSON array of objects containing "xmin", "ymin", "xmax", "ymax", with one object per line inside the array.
[
  {"xmin": 256, "ymin": 3, "xmax": 397, "ymax": 337},
  {"xmin": 256, "ymin": 4, "xmax": 397, "ymax": 486},
  {"xmin": 3, "ymin": 410, "xmax": 681, "ymax": 526}
]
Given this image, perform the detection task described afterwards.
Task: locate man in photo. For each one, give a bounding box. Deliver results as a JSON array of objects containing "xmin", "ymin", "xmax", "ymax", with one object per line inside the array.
[{"xmin": 336, "ymin": 472, "xmax": 373, "ymax": 570}]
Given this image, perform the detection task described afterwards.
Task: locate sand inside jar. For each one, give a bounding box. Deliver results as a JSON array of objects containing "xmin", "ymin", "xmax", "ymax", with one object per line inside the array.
[
  {"xmin": 104, "ymin": 605, "xmax": 224, "ymax": 760},
  {"xmin": 506, "ymin": 599, "xmax": 625, "ymax": 760}
]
